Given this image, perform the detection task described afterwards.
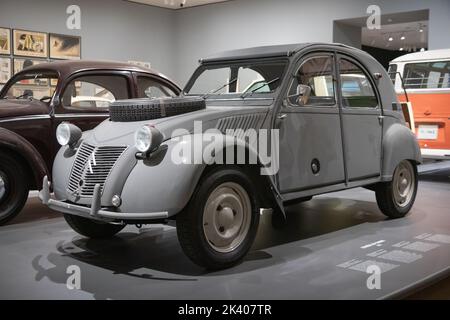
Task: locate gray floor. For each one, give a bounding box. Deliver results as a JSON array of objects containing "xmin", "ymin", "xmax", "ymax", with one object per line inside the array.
[{"xmin": 0, "ymin": 162, "xmax": 449, "ymax": 300}]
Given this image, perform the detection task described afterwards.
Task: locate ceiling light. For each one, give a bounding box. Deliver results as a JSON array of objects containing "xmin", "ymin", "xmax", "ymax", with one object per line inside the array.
[
  {"xmin": 420, "ymin": 48, "xmax": 426, "ymax": 52},
  {"xmin": 400, "ymin": 35, "xmax": 406, "ymax": 40},
  {"xmin": 388, "ymin": 36, "xmax": 393, "ymax": 42},
  {"xmin": 399, "ymin": 48, "xmax": 404, "ymax": 51},
  {"xmin": 419, "ymin": 28, "xmax": 424, "ymax": 33}
]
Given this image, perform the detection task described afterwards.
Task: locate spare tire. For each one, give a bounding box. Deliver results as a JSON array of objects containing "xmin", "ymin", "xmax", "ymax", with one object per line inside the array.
[{"xmin": 109, "ymin": 97, "xmax": 206, "ymax": 122}]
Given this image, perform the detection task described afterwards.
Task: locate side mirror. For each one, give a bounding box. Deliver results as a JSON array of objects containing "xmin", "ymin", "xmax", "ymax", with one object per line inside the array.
[{"xmin": 296, "ymin": 84, "xmax": 311, "ymax": 106}]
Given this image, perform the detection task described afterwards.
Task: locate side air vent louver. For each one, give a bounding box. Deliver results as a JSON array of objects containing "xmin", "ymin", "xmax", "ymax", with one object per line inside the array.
[{"xmin": 216, "ymin": 114, "xmax": 265, "ymax": 139}]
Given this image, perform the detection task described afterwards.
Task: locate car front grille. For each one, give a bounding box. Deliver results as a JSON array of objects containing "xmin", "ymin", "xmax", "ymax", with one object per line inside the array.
[{"xmin": 67, "ymin": 143, "xmax": 127, "ymax": 198}]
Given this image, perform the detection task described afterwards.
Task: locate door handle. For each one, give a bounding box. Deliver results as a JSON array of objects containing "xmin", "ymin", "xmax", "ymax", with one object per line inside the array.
[
  {"xmin": 277, "ymin": 113, "xmax": 287, "ymax": 120},
  {"xmin": 378, "ymin": 115, "xmax": 384, "ymax": 125}
]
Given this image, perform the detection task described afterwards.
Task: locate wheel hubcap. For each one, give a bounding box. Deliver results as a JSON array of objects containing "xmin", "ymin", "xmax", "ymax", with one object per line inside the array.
[
  {"xmin": 392, "ymin": 161, "xmax": 415, "ymax": 208},
  {"xmin": 0, "ymin": 172, "xmax": 7, "ymax": 203},
  {"xmin": 202, "ymin": 182, "xmax": 252, "ymax": 253}
]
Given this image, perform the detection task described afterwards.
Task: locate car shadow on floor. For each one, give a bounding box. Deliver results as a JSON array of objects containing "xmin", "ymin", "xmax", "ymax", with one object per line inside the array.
[{"xmin": 31, "ymin": 196, "xmax": 392, "ymax": 288}]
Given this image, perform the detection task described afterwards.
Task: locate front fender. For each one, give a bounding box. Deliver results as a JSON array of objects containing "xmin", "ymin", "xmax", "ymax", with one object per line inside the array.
[
  {"xmin": 0, "ymin": 127, "xmax": 49, "ymax": 188},
  {"xmin": 120, "ymin": 133, "xmax": 282, "ymax": 217},
  {"xmin": 382, "ymin": 123, "xmax": 422, "ymax": 180}
]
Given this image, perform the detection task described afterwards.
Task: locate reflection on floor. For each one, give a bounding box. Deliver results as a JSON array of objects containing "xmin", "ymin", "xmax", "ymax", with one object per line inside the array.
[{"xmin": 0, "ymin": 163, "xmax": 449, "ymax": 299}]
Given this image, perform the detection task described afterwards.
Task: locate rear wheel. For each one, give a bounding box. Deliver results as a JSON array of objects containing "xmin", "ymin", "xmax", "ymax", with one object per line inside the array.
[
  {"xmin": 64, "ymin": 214, "xmax": 125, "ymax": 238},
  {"xmin": 177, "ymin": 167, "xmax": 260, "ymax": 269},
  {"xmin": 0, "ymin": 152, "xmax": 29, "ymax": 225},
  {"xmin": 376, "ymin": 160, "xmax": 418, "ymax": 218}
]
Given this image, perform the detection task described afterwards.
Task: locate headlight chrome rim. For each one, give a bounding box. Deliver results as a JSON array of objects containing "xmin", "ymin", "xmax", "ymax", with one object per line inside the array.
[
  {"xmin": 56, "ymin": 123, "xmax": 71, "ymax": 146},
  {"xmin": 56, "ymin": 122, "xmax": 82, "ymax": 148},
  {"xmin": 135, "ymin": 125, "xmax": 153, "ymax": 153}
]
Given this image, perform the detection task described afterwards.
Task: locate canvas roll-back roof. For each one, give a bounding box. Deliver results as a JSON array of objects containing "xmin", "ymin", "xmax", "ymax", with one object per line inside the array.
[{"xmin": 200, "ymin": 42, "xmax": 373, "ymax": 64}]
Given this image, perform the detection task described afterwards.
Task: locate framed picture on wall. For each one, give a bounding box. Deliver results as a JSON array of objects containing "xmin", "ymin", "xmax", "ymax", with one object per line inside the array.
[
  {"xmin": 13, "ymin": 29, "xmax": 48, "ymax": 58},
  {"xmin": 49, "ymin": 34, "xmax": 81, "ymax": 60},
  {"xmin": 13, "ymin": 58, "xmax": 48, "ymax": 85},
  {"xmin": 0, "ymin": 28, "xmax": 11, "ymax": 55},
  {"xmin": 0, "ymin": 57, "xmax": 11, "ymax": 84}
]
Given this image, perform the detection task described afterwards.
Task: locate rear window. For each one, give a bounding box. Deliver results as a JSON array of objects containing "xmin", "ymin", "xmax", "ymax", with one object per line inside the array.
[{"xmin": 403, "ymin": 61, "xmax": 450, "ymax": 89}]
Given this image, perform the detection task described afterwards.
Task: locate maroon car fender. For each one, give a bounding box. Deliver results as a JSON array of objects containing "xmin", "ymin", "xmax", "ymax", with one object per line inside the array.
[{"xmin": 0, "ymin": 127, "xmax": 49, "ymax": 189}]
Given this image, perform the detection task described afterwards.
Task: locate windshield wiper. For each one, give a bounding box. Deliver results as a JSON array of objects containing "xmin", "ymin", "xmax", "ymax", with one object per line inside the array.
[
  {"xmin": 202, "ymin": 78, "xmax": 238, "ymax": 99},
  {"xmin": 240, "ymin": 77, "xmax": 280, "ymax": 99}
]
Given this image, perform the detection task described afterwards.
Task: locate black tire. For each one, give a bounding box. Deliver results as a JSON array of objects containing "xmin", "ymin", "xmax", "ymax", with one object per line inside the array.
[
  {"xmin": 64, "ymin": 214, "xmax": 125, "ymax": 239},
  {"xmin": 375, "ymin": 160, "xmax": 418, "ymax": 219},
  {"xmin": 109, "ymin": 97, "xmax": 206, "ymax": 122},
  {"xmin": 0, "ymin": 152, "xmax": 29, "ymax": 225},
  {"xmin": 176, "ymin": 166, "xmax": 261, "ymax": 270}
]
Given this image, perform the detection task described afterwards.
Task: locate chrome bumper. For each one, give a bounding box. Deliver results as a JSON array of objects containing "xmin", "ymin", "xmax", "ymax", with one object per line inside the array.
[{"xmin": 39, "ymin": 176, "xmax": 169, "ymax": 222}]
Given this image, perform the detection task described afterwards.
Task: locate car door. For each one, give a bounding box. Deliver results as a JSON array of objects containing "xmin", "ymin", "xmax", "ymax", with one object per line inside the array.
[
  {"xmin": 337, "ymin": 55, "xmax": 382, "ymax": 181},
  {"xmin": 277, "ymin": 53, "xmax": 346, "ymax": 193}
]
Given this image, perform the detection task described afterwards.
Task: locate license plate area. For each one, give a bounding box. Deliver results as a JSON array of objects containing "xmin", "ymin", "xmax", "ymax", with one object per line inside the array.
[{"xmin": 418, "ymin": 125, "xmax": 439, "ymax": 140}]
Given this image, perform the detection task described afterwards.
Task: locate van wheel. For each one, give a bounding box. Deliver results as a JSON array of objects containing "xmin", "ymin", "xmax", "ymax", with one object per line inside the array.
[
  {"xmin": 64, "ymin": 214, "xmax": 125, "ymax": 238},
  {"xmin": 0, "ymin": 152, "xmax": 29, "ymax": 225},
  {"xmin": 376, "ymin": 160, "xmax": 418, "ymax": 219},
  {"xmin": 177, "ymin": 167, "xmax": 260, "ymax": 269}
]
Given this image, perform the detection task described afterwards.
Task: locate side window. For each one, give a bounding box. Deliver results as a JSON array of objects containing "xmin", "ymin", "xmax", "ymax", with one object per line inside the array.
[
  {"xmin": 288, "ymin": 56, "xmax": 336, "ymax": 107},
  {"xmin": 62, "ymin": 75, "xmax": 129, "ymax": 109},
  {"xmin": 137, "ymin": 76, "xmax": 177, "ymax": 98},
  {"xmin": 388, "ymin": 64, "xmax": 397, "ymax": 84},
  {"xmin": 404, "ymin": 61, "xmax": 450, "ymax": 89},
  {"xmin": 339, "ymin": 59, "xmax": 378, "ymax": 108}
]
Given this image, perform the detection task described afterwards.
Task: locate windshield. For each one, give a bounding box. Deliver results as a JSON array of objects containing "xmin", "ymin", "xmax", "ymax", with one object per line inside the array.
[
  {"xmin": 185, "ymin": 60, "xmax": 287, "ymax": 97},
  {"xmin": 1, "ymin": 71, "xmax": 59, "ymax": 100}
]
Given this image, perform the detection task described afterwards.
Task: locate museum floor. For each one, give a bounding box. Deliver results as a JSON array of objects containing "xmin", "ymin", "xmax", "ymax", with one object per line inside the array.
[{"xmin": 1, "ymin": 162, "xmax": 449, "ymax": 300}]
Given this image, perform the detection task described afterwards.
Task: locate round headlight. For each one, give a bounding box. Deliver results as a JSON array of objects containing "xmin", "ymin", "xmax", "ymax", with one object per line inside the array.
[
  {"xmin": 56, "ymin": 122, "xmax": 82, "ymax": 147},
  {"xmin": 135, "ymin": 125, "xmax": 152, "ymax": 153}
]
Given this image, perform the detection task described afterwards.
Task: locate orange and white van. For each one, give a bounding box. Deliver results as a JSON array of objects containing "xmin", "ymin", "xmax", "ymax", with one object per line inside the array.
[{"xmin": 389, "ymin": 49, "xmax": 450, "ymax": 159}]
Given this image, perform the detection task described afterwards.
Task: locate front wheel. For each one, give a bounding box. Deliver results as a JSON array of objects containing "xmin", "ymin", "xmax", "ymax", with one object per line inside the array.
[
  {"xmin": 64, "ymin": 214, "xmax": 125, "ymax": 239},
  {"xmin": 375, "ymin": 160, "xmax": 418, "ymax": 219},
  {"xmin": 176, "ymin": 167, "xmax": 260, "ymax": 270}
]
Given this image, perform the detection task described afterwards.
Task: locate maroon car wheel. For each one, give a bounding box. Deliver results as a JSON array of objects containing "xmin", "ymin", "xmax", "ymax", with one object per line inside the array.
[{"xmin": 0, "ymin": 152, "xmax": 29, "ymax": 225}]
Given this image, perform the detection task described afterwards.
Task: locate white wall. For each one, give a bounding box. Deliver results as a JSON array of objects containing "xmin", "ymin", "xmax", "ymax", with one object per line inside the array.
[
  {"xmin": 1, "ymin": 0, "xmax": 449, "ymax": 85},
  {"xmin": 0, "ymin": 0, "xmax": 177, "ymax": 79},
  {"xmin": 173, "ymin": 0, "xmax": 450, "ymax": 84}
]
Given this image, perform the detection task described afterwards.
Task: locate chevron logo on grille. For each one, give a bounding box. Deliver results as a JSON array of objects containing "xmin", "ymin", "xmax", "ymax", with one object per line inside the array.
[{"xmin": 87, "ymin": 151, "xmax": 97, "ymax": 174}]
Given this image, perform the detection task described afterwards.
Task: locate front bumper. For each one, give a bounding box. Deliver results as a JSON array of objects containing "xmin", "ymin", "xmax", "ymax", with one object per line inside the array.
[{"xmin": 39, "ymin": 176, "xmax": 169, "ymax": 222}]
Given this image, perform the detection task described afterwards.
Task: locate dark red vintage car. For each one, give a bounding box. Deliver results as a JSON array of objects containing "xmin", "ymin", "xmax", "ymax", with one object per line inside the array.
[{"xmin": 0, "ymin": 60, "xmax": 180, "ymax": 224}]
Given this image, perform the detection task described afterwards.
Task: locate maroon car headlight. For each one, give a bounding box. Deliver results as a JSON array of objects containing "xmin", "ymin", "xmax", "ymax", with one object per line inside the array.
[{"xmin": 56, "ymin": 122, "xmax": 82, "ymax": 148}]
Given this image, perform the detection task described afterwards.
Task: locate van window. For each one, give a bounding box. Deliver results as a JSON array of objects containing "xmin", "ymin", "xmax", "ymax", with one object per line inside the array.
[
  {"xmin": 403, "ymin": 61, "xmax": 450, "ymax": 89},
  {"xmin": 339, "ymin": 59, "xmax": 378, "ymax": 108},
  {"xmin": 388, "ymin": 64, "xmax": 397, "ymax": 84}
]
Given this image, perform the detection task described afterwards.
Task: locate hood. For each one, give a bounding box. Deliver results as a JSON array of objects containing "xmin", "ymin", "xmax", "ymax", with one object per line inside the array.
[
  {"xmin": 87, "ymin": 105, "xmax": 270, "ymax": 146},
  {"xmin": 0, "ymin": 99, "xmax": 49, "ymax": 119}
]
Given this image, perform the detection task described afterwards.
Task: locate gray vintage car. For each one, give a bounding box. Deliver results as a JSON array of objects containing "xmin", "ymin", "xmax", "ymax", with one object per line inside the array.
[{"xmin": 40, "ymin": 43, "xmax": 421, "ymax": 269}]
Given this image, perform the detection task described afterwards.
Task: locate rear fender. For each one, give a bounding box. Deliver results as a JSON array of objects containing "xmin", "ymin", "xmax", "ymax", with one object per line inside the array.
[{"xmin": 0, "ymin": 127, "xmax": 49, "ymax": 189}]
